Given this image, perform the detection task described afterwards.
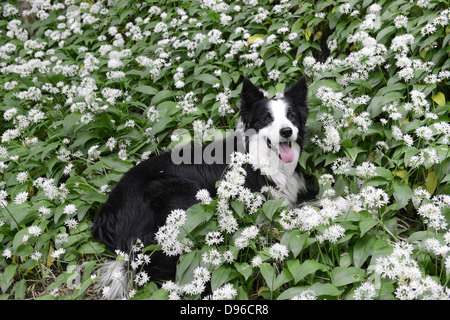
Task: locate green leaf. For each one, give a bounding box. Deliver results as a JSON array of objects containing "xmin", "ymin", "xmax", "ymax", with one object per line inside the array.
[
  {"xmin": 175, "ymin": 251, "xmax": 199, "ymax": 285},
  {"xmin": 14, "ymin": 279, "xmax": 26, "ymax": 300},
  {"xmin": 177, "ymin": 204, "xmax": 214, "ymax": 239},
  {"xmin": 281, "ymin": 229, "xmax": 308, "ymax": 258},
  {"xmin": 151, "ymin": 90, "xmax": 174, "ymax": 105},
  {"xmin": 332, "ymin": 267, "xmax": 366, "ymax": 287},
  {"xmin": 148, "ymin": 288, "xmax": 169, "ymax": 300},
  {"xmin": 234, "ymin": 262, "xmax": 253, "ymax": 280},
  {"xmin": 425, "ymin": 169, "xmax": 438, "ymax": 195},
  {"xmin": 432, "ymin": 92, "xmax": 446, "ymax": 106},
  {"xmin": 277, "ymin": 283, "xmax": 342, "ymax": 300},
  {"xmin": 77, "ymin": 242, "xmax": 106, "ymax": 255},
  {"xmin": 262, "ymin": 198, "xmax": 284, "ymax": 221},
  {"xmin": 375, "ymin": 167, "xmax": 394, "ymax": 181},
  {"xmin": 287, "ymin": 259, "xmax": 327, "ymax": 284},
  {"xmin": 230, "ymin": 199, "xmax": 245, "ymax": 217},
  {"xmin": 359, "ymin": 216, "xmax": 379, "ymax": 237},
  {"xmin": 247, "ymin": 34, "xmax": 265, "ymax": 45},
  {"xmin": 100, "ymin": 157, "xmax": 133, "ymax": 173},
  {"xmin": 273, "ymin": 268, "xmax": 293, "ymax": 291},
  {"xmin": 211, "ymin": 265, "xmax": 232, "ymax": 291},
  {"xmin": 259, "ymin": 263, "xmax": 276, "ymax": 290},
  {"xmin": 2, "ymin": 264, "xmax": 18, "ymax": 292},
  {"xmin": 6, "ymin": 204, "xmax": 35, "ymax": 230},
  {"xmin": 353, "ymin": 234, "xmax": 376, "ymax": 268},
  {"xmin": 135, "ymin": 85, "xmax": 158, "ymax": 95},
  {"xmin": 393, "ymin": 182, "xmax": 413, "ymax": 209},
  {"xmin": 194, "ymin": 74, "xmax": 220, "ymax": 86}
]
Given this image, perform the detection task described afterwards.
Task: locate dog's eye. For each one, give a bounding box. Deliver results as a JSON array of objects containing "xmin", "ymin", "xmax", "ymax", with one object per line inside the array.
[
  {"xmin": 262, "ymin": 113, "xmax": 272, "ymax": 124},
  {"xmin": 287, "ymin": 113, "xmax": 296, "ymax": 121}
]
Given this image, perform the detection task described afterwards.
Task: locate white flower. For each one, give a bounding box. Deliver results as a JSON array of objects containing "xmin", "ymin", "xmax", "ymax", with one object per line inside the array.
[
  {"xmin": 356, "ymin": 162, "xmax": 377, "ymax": 179},
  {"xmin": 394, "ymin": 15, "xmax": 408, "ymax": 28},
  {"xmin": 64, "ymin": 218, "xmax": 79, "ymax": 230},
  {"xmin": 268, "ymin": 69, "xmax": 280, "ymax": 80},
  {"xmin": 354, "ymin": 112, "xmax": 372, "ymax": 132},
  {"xmin": 28, "ymin": 225, "xmax": 42, "ymax": 237},
  {"xmin": 51, "ymin": 248, "xmax": 66, "ymax": 259},
  {"xmin": 268, "ymin": 243, "xmax": 289, "ymax": 262},
  {"xmin": 14, "ymin": 191, "xmax": 28, "ymax": 205},
  {"xmin": 196, "ymin": 189, "xmax": 213, "ymax": 205},
  {"xmin": 314, "ymin": 124, "xmax": 341, "ymax": 153},
  {"xmin": 210, "ymin": 283, "xmax": 237, "ymax": 300},
  {"xmin": 317, "ymin": 225, "xmax": 346, "ymax": 243},
  {"xmin": 31, "ymin": 251, "xmax": 42, "ymax": 261},
  {"xmin": 2, "ymin": 248, "xmax": 12, "ymax": 259},
  {"xmin": 205, "ymin": 231, "xmax": 224, "ymax": 246},
  {"xmin": 290, "ymin": 289, "xmax": 317, "ymax": 300},
  {"xmin": 202, "ymin": 248, "xmax": 223, "ymax": 266},
  {"xmin": 417, "ymin": 203, "xmax": 447, "ymax": 231},
  {"xmin": 251, "ymin": 255, "xmax": 262, "ymax": 267},
  {"xmin": 63, "ymin": 204, "xmax": 77, "ymax": 215},
  {"xmin": 134, "ymin": 271, "xmax": 150, "ymax": 286},
  {"xmin": 354, "ymin": 281, "xmax": 377, "ymax": 300},
  {"xmin": 16, "ymin": 171, "xmax": 29, "ymax": 183},
  {"xmin": 318, "ymin": 174, "xmax": 335, "ymax": 185},
  {"xmin": 359, "ymin": 186, "xmax": 389, "ymax": 210}
]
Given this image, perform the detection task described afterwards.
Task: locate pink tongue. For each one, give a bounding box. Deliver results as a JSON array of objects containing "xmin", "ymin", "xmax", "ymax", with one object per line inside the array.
[{"xmin": 279, "ymin": 142, "xmax": 294, "ymax": 163}]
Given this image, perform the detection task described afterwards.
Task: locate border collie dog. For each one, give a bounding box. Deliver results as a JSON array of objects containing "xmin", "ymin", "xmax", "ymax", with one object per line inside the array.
[{"xmin": 92, "ymin": 76, "xmax": 312, "ymax": 299}]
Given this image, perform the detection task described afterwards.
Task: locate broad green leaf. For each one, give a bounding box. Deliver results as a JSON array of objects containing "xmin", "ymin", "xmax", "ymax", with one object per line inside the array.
[
  {"xmin": 281, "ymin": 229, "xmax": 308, "ymax": 258},
  {"xmin": 425, "ymin": 169, "xmax": 438, "ymax": 195},
  {"xmin": 393, "ymin": 182, "xmax": 413, "ymax": 209},
  {"xmin": 194, "ymin": 74, "xmax": 220, "ymax": 86},
  {"xmin": 353, "ymin": 234, "xmax": 376, "ymax": 268},
  {"xmin": 151, "ymin": 90, "xmax": 174, "ymax": 105},
  {"xmin": 135, "ymin": 85, "xmax": 158, "ymax": 95},
  {"xmin": 234, "ymin": 262, "xmax": 253, "ymax": 280},
  {"xmin": 14, "ymin": 279, "xmax": 26, "ymax": 300},
  {"xmin": 148, "ymin": 289, "xmax": 169, "ymax": 300},
  {"xmin": 77, "ymin": 242, "xmax": 106, "ymax": 255},
  {"xmin": 178, "ymin": 204, "xmax": 214, "ymax": 239},
  {"xmin": 259, "ymin": 263, "xmax": 276, "ymax": 290},
  {"xmin": 211, "ymin": 265, "xmax": 232, "ymax": 291},
  {"xmin": 359, "ymin": 216, "xmax": 379, "ymax": 237},
  {"xmin": 332, "ymin": 267, "xmax": 366, "ymax": 287},
  {"xmin": 432, "ymin": 92, "xmax": 446, "ymax": 106},
  {"xmin": 262, "ymin": 198, "xmax": 284, "ymax": 221},
  {"xmin": 176, "ymin": 251, "xmax": 199, "ymax": 285},
  {"xmin": 100, "ymin": 157, "xmax": 133, "ymax": 173},
  {"xmin": 273, "ymin": 268, "xmax": 293, "ymax": 291},
  {"xmin": 375, "ymin": 167, "xmax": 394, "ymax": 181},
  {"xmin": 287, "ymin": 259, "xmax": 327, "ymax": 284},
  {"xmin": 2, "ymin": 264, "xmax": 18, "ymax": 292}
]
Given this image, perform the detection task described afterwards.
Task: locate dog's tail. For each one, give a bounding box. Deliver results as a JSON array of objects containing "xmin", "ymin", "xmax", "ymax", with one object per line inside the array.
[{"xmin": 97, "ymin": 260, "xmax": 133, "ymax": 300}]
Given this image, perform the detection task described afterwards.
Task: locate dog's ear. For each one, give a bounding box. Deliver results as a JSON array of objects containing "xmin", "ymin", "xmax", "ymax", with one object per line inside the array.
[
  {"xmin": 284, "ymin": 76, "xmax": 308, "ymax": 108},
  {"xmin": 240, "ymin": 78, "xmax": 264, "ymax": 124},
  {"xmin": 284, "ymin": 76, "xmax": 308, "ymax": 126}
]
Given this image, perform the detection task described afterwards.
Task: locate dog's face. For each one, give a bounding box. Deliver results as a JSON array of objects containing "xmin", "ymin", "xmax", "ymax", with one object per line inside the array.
[{"xmin": 240, "ymin": 77, "xmax": 308, "ymax": 166}]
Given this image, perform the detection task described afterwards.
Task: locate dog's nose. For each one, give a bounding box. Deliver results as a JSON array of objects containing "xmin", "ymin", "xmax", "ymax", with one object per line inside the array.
[{"xmin": 280, "ymin": 127, "xmax": 293, "ymax": 138}]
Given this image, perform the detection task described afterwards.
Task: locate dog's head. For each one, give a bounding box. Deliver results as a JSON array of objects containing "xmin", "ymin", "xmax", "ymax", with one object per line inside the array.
[{"xmin": 240, "ymin": 77, "xmax": 308, "ymax": 164}]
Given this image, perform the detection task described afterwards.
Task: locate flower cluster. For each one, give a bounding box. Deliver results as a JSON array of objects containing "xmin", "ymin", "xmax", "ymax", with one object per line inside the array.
[
  {"xmin": 374, "ymin": 242, "xmax": 450, "ymax": 300},
  {"xmin": 155, "ymin": 209, "xmax": 193, "ymax": 256}
]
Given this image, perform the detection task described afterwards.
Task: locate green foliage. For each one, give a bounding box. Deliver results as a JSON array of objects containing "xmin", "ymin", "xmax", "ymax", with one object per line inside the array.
[{"xmin": 0, "ymin": 0, "xmax": 449, "ymax": 300}]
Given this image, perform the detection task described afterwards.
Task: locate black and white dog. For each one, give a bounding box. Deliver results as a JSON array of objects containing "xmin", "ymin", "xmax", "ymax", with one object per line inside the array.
[{"xmin": 92, "ymin": 76, "xmax": 313, "ymax": 299}]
